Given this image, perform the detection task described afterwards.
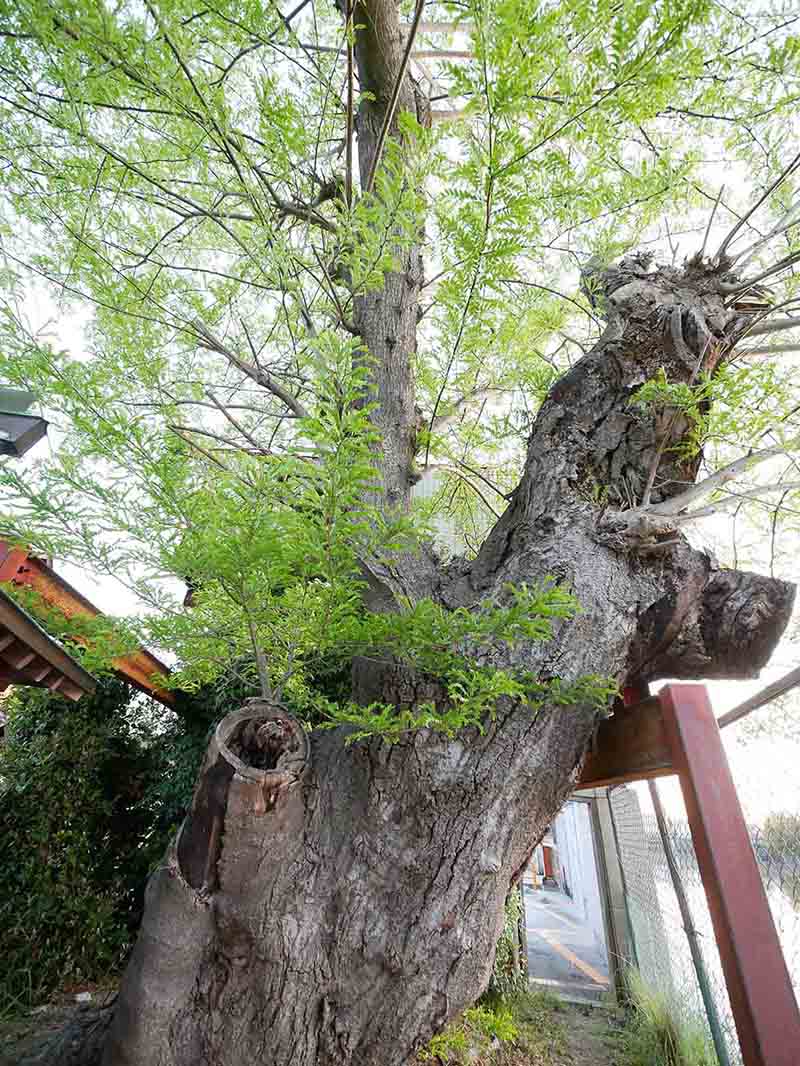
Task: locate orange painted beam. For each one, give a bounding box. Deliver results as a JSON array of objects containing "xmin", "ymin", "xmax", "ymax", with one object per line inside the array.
[
  {"xmin": 0, "ymin": 586, "xmax": 96, "ymax": 701},
  {"xmin": 0, "ymin": 543, "xmax": 174, "ymax": 706}
]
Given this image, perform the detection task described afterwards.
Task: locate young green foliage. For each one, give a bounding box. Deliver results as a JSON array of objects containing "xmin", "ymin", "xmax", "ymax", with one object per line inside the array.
[{"xmin": 314, "ymin": 582, "xmax": 617, "ymax": 740}]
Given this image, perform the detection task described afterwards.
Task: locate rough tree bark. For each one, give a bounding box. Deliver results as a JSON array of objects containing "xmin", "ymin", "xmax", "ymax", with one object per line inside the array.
[{"xmin": 93, "ymin": 3, "xmax": 794, "ymax": 1065}]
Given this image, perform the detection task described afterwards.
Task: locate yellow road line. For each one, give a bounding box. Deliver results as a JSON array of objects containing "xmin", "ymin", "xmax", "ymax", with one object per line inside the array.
[{"xmin": 533, "ymin": 929, "xmax": 609, "ymax": 987}]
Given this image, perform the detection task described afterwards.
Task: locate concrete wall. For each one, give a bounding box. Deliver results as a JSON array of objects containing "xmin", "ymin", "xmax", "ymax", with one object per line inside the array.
[{"xmin": 411, "ymin": 469, "xmax": 461, "ymax": 554}]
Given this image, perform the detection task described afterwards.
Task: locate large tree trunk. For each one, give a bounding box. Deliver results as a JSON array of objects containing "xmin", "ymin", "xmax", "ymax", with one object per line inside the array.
[
  {"xmin": 101, "ymin": 254, "xmax": 794, "ymax": 1066},
  {"xmin": 104, "ymin": 696, "xmax": 594, "ymax": 1066}
]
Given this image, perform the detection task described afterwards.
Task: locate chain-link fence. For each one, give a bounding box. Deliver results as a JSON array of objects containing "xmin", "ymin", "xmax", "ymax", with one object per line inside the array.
[{"xmin": 609, "ymin": 773, "xmax": 800, "ymax": 1065}]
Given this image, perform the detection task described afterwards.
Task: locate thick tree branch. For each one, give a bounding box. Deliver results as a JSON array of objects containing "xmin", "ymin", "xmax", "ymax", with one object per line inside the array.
[
  {"xmin": 629, "ymin": 562, "xmax": 794, "ymax": 683},
  {"xmin": 364, "ymin": 0, "xmax": 425, "ymax": 193},
  {"xmin": 746, "ymin": 316, "xmax": 800, "ymax": 337},
  {"xmin": 740, "ymin": 342, "xmax": 800, "ymax": 356}
]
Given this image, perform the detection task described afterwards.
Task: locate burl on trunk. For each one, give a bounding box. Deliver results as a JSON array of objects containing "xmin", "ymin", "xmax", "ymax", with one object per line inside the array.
[{"xmin": 101, "ymin": 256, "xmax": 793, "ymax": 1066}]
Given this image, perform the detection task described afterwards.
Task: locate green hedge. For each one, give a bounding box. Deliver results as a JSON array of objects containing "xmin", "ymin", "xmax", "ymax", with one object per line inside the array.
[{"xmin": 0, "ymin": 680, "xmax": 173, "ymax": 1011}]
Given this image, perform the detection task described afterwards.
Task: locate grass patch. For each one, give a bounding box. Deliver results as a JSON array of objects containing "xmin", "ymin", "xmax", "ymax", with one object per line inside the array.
[
  {"xmin": 612, "ymin": 970, "xmax": 718, "ymax": 1066},
  {"xmin": 418, "ymin": 990, "xmax": 569, "ymax": 1065}
]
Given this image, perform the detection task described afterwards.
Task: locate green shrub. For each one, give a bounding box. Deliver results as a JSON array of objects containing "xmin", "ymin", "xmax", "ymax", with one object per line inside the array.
[
  {"xmin": 760, "ymin": 814, "xmax": 800, "ymax": 909},
  {"xmin": 504, "ymin": 989, "xmax": 569, "ymax": 1063},
  {"xmin": 419, "ymin": 1004, "xmax": 518, "ymax": 1063},
  {"xmin": 0, "ymin": 664, "xmax": 277, "ymax": 1014},
  {"xmin": 0, "ymin": 680, "xmax": 163, "ymax": 1012},
  {"xmin": 762, "ymin": 812, "xmax": 800, "ymax": 854},
  {"xmin": 418, "ymin": 991, "xmax": 569, "ymax": 1065},
  {"xmin": 464, "ymin": 1005, "xmax": 518, "ymax": 1043}
]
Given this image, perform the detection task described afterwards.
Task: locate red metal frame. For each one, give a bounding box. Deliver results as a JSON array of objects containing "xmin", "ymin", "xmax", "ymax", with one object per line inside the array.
[
  {"xmin": 578, "ymin": 683, "xmax": 800, "ymax": 1062},
  {"xmin": 659, "ymin": 684, "xmax": 800, "ymax": 1066}
]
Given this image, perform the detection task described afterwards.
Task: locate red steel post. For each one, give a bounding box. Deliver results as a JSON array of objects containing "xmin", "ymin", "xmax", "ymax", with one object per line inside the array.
[{"xmin": 659, "ymin": 683, "xmax": 800, "ymax": 1066}]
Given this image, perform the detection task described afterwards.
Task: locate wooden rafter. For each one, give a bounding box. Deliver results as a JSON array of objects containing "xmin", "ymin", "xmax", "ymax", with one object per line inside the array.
[
  {"xmin": 0, "ymin": 543, "xmax": 174, "ymax": 706},
  {"xmin": 0, "ymin": 587, "xmax": 95, "ymax": 701}
]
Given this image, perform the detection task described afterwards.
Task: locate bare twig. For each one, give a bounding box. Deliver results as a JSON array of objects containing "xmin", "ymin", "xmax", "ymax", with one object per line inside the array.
[
  {"xmin": 168, "ymin": 425, "xmax": 249, "ymax": 487},
  {"xmin": 715, "ymin": 148, "xmax": 800, "ymax": 262},
  {"xmin": 252, "ymin": 166, "xmax": 337, "ymax": 232},
  {"xmin": 192, "ymin": 318, "xmax": 310, "ymax": 418},
  {"xmin": 214, "ymin": 0, "xmax": 315, "ymax": 82},
  {"xmin": 648, "ymin": 443, "xmax": 796, "ymax": 517},
  {"xmin": 738, "ymin": 342, "xmax": 800, "ymax": 357},
  {"xmin": 499, "ymin": 277, "xmax": 603, "ymax": 326},
  {"xmin": 412, "ymin": 49, "xmax": 472, "ymax": 59},
  {"xmin": 733, "ymin": 200, "xmax": 800, "ymax": 270},
  {"xmin": 437, "ymin": 468, "xmax": 502, "ymax": 519},
  {"xmin": 430, "ymin": 108, "xmax": 468, "ymax": 123},
  {"xmin": 427, "ymin": 459, "xmax": 509, "ymax": 501},
  {"xmin": 743, "ymin": 315, "xmax": 800, "ymax": 338},
  {"xmin": 664, "ymin": 480, "xmax": 800, "ymax": 523},
  {"xmin": 698, "ymin": 184, "xmax": 724, "ymax": 260},
  {"xmin": 722, "ymin": 249, "xmax": 800, "ymax": 296},
  {"xmin": 169, "ymin": 421, "xmax": 254, "ymax": 453},
  {"xmin": 205, "ymin": 390, "xmax": 269, "ymax": 454}
]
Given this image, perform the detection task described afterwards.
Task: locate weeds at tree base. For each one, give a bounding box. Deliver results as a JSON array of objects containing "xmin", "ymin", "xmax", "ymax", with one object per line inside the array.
[{"xmin": 417, "ymin": 990, "xmax": 568, "ymax": 1065}]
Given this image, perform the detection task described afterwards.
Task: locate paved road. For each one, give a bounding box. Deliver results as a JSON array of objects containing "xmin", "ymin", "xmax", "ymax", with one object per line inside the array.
[{"xmin": 523, "ymin": 881, "xmax": 610, "ymax": 1004}]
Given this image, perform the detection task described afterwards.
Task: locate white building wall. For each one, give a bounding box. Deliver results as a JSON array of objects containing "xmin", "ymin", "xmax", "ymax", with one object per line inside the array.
[{"xmin": 553, "ymin": 800, "xmax": 606, "ymax": 951}]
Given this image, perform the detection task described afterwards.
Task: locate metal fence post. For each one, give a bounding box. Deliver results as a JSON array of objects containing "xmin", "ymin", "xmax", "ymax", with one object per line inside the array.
[
  {"xmin": 587, "ymin": 788, "xmax": 638, "ymax": 1000},
  {"xmin": 607, "ymin": 788, "xmax": 640, "ymax": 977}
]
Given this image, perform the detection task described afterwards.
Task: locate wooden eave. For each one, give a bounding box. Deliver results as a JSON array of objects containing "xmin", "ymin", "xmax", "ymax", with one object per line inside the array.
[
  {"xmin": 0, "ymin": 543, "xmax": 175, "ymax": 707},
  {"xmin": 0, "ymin": 586, "xmax": 96, "ymax": 701}
]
